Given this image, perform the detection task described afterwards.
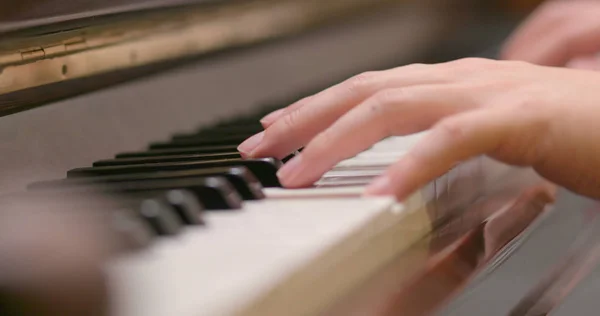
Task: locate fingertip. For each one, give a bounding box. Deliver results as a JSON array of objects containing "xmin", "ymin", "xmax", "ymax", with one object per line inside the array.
[
  {"xmin": 276, "ymin": 154, "xmax": 306, "ymax": 187},
  {"xmin": 237, "ymin": 131, "xmax": 265, "ymax": 157},
  {"xmin": 239, "ymin": 151, "xmax": 250, "ymax": 159}
]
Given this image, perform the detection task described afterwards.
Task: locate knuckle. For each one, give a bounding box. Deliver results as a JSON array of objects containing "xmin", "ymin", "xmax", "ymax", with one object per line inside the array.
[
  {"xmin": 371, "ymin": 89, "xmax": 396, "ymax": 108},
  {"xmin": 514, "ymin": 97, "xmax": 552, "ymax": 134},
  {"xmin": 372, "ymin": 88, "xmax": 412, "ymax": 107},
  {"xmin": 368, "ymin": 89, "xmax": 411, "ymax": 136},
  {"xmin": 463, "ymin": 57, "xmax": 488, "ymax": 64},
  {"xmin": 506, "ymin": 60, "xmax": 533, "ymax": 69},
  {"xmin": 286, "ymin": 95, "xmax": 314, "ymax": 113},
  {"xmin": 280, "ymin": 109, "xmax": 302, "ymax": 131},
  {"xmin": 455, "ymin": 57, "xmax": 489, "ymax": 67},
  {"xmin": 449, "ymin": 57, "xmax": 493, "ymax": 73},
  {"xmin": 346, "ymin": 71, "xmax": 378, "ymax": 94},
  {"xmin": 403, "ymin": 63, "xmax": 428, "ymax": 71},
  {"xmin": 493, "ymin": 95, "xmax": 552, "ymax": 166},
  {"xmin": 511, "ymin": 94, "xmax": 537, "ymax": 112},
  {"xmin": 434, "ymin": 118, "xmax": 468, "ymax": 143},
  {"xmin": 509, "ymin": 86, "xmax": 547, "ymax": 113}
]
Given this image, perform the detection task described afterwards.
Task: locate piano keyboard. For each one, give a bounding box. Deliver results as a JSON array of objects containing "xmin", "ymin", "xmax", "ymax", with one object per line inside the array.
[
  {"xmin": 27, "ymin": 101, "xmax": 526, "ymax": 316},
  {"xmin": 0, "ymin": 1, "xmax": 560, "ymax": 314}
]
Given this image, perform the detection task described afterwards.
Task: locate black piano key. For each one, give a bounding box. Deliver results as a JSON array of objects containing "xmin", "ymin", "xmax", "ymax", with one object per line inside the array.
[
  {"xmin": 43, "ymin": 193, "xmax": 160, "ymax": 247},
  {"xmin": 282, "ymin": 153, "xmax": 295, "ymax": 163},
  {"xmin": 121, "ymin": 177, "xmax": 243, "ymax": 210},
  {"xmin": 30, "ymin": 167, "xmax": 265, "ymax": 201},
  {"xmin": 119, "ymin": 168, "xmax": 264, "ymax": 201},
  {"xmin": 67, "ymin": 158, "xmax": 282, "ymax": 187},
  {"xmin": 95, "ymin": 152, "xmax": 241, "ymax": 167},
  {"xmin": 38, "ymin": 177, "xmax": 242, "ymax": 210},
  {"xmin": 115, "ymin": 145, "xmax": 239, "ymax": 159},
  {"xmin": 149, "ymin": 135, "xmax": 249, "ymax": 149},
  {"xmin": 163, "ymin": 189, "xmax": 204, "ymax": 225},
  {"xmin": 110, "ymin": 209, "xmax": 156, "ymax": 249},
  {"xmin": 138, "ymin": 198, "xmax": 183, "ymax": 236},
  {"xmin": 170, "ymin": 133, "xmax": 251, "ymax": 143}
]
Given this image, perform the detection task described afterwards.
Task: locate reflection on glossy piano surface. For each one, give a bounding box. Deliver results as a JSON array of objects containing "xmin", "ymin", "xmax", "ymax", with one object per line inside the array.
[{"xmin": 2, "ymin": 0, "xmax": 600, "ymax": 315}]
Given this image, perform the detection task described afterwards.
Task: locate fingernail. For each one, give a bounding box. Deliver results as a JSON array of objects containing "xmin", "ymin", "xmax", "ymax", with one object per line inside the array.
[
  {"xmin": 238, "ymin": 131, "xmax": 264, "ymax": 156},
  {"xmin": 277, "ymin": 154, "xmax": 304, "ymax": 186},
  {"xmin": 364, "ymin": 176, "xmax": 393, "ymax": 196},
  {"xmin": 260, "ymin": 109, "xmax": 285, "ymax": 127}
]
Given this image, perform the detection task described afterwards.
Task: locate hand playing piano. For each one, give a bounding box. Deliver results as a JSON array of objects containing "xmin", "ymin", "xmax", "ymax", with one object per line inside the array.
[
  {"xmin": 238, "ymin": 58, "xmax": 600, "ymax": 200},
  {"xmin": 502, "ymin": 0, "xmax": 600, "ymax": 69}
]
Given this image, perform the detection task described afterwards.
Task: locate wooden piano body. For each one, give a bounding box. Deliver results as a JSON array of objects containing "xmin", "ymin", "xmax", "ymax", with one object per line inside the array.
[{"xmin": 1, "ymin": 1, "xmax": 599, "ymax": 315}]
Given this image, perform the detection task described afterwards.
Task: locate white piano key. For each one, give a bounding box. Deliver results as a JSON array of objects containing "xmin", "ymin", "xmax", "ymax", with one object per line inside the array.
[
  {"xmin": 342, "ymin": 155, "xmax": 403, "ymax": 164},
  {"xmin": 356, "ymin": 150, "xmax": 407, "ymax": 159},
  {"xmin": 436, "ymin": 172, "xmax": 448, "ymax": 201},
  {"xmin": 315, "ymin": 177, "xmax": 375, "ymax": 187},
  {"xmin": 323, "ymin": 169, "xmax": 384, "ymax": 179},
  {"xmin": 105, "ymin": 131, "xmax": 467, "ymax": 316},
  {"xmin": 264, "ymin": 186, "xmax": 365, "ymax": 198},
  {"xmin": 370, "ymin": 133, "xmax": 427, "ymax": 151},
  {"xmin": 107, "ymin": 196, "xmax": 432, "ymax": 316},
  {"xmin": 334, "ymin": 158, "xmax": 397, "ymax": 169}
]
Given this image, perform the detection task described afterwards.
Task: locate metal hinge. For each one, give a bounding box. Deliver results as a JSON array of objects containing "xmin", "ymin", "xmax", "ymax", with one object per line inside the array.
[
  {"xmin": 20, "ymin": 47, "xmax": 45, "ymax": 61},
  {"xmin": 17, "ymin": 37, "xmax": 88, "ymax": 63}
]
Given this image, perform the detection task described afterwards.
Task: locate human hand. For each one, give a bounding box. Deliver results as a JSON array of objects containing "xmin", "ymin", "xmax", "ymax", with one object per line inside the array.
[
  {"xmin": 502, "ymin": 0, "xmax": 600, "ymax": 68},
  {"xmin": 238, "ymin": 58, "xmax": 600, "ymax": 200}
]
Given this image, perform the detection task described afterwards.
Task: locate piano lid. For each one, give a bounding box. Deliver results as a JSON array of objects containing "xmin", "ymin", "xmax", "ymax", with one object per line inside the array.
[{"xmin": 0, "ymin": 0, "xmax": 404, "ymax": 116}]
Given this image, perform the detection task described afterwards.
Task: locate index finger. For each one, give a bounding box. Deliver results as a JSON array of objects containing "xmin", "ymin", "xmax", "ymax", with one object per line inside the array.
[
  {"xmin": 240, "ymin": 64, "xmax": 448, "ymax": 159},
  {"xmin": 276, "ymin": 85, "xmax": 474, "ymax": 188}
]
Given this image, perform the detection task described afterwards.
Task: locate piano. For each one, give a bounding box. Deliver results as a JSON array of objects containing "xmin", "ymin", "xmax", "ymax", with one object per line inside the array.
[{"xmin": 1, "ymin": 1, "xmax": 599, "ymax": 315}]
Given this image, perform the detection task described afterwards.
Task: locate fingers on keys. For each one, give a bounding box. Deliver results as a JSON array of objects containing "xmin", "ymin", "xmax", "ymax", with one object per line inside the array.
[
  {"xmin": 365, "ymin": 107, "xmax": 530, "ymax": 199},
  {"xmin": 276, "ymin": 85, "xmax": 473, "ymax": 188},
  {"xmin": 239, "ymin": 64, "xmax": 452, "ymax": 158},
  {"xmin": 240, "ymin": 58, "xmax": 551, "ymax": 199}
]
